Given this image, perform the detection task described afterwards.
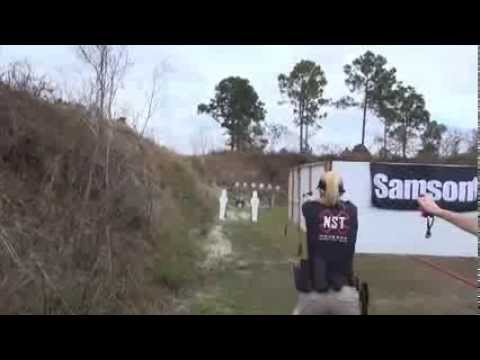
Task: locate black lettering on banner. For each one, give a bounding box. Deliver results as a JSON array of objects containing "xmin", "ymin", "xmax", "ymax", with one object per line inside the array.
[{"xmin": 370, "ymin": 163, "xmax": 477, "ymax": 212}]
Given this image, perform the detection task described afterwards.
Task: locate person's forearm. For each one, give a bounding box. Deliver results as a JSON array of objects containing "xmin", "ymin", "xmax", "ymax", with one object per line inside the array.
[{"xmin": 438, "ymin": 209, "xmax": 478, "ymax": 236}]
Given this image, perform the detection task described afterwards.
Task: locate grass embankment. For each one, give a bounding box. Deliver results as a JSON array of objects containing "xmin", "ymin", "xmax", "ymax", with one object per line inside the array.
[{"xmin": 0, "ymin": 85, "xmax": 216, "ymax": 314}]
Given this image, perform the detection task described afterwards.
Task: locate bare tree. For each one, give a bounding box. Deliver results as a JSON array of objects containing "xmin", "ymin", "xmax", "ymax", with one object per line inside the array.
[
  {"xmin": 440, "ymin": 128, "xmax": 464, "ymax": 158},
  {"xmin": 389, "ymin": 136, "xmax": 420, "ymax": 158},
  {"xmin": 466, "ymin": 128, "xmax": 477, "ymax": 154},
  {"xmin": 0, "ymin": 59, "xmax": 55, "ymax": 100},
  {"xmin": 191, "ymin": 126, "xmax": 213, "ymax": 156},
  {"xmin": 265, "ymin": 122, "xmax": 289, "ymax": 153},
  {"xmin": 76, "ymin": 45, "xmax": 131, "ymax": 121},
  {"xmin": 120, "ymin": 63, "xmax": 168, "ymax": 140},
  {"xmin": 75, "ymin": 45, "xmax": 132, "ymax": 207},
  {"xmin": 139, "ymin": 67, "xmax": 162, "ymax": 137},
  {"xmin": 317, "ymin": 143, "xmax": 343, "ymax": 156}
]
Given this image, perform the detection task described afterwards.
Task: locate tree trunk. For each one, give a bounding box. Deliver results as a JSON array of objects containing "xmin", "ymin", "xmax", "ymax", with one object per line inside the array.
[
  {"xmin": 383, "ymin": 123, "xmax": 388, "ymax": 154},
  {"xmin": 299, "ymin": 98, "xmax": 304, "ymax": 153},
  {"xmin": 231, "ymin": 119, "xmax": 236, "ymax": 151},
  {"xmin": 361, "ymin": 89, "xmax": 368, "ymax": 146},
  {"xmin": 237, "ymin": 120, "xmax": 242, "ymax": 152},
  {"xmin": 98, "ymin": 48, "xmax": 106, "ymax": 119},
  {"xmin": 402, "ymin": 118, "xmax": 407, "ymax": 159},
  {"xmin": 305, "ymin": 124, "xmax": 309, "ymax": 153},
  {"xmin": 236, "ymin": 127, "xmax": 241, "ymax": 152},
  {"xmin": 299, "ymin": 119, "xmax": 303, "ymax": 153}
]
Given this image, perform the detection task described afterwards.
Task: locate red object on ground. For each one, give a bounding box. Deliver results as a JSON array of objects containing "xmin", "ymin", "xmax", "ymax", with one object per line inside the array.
[{"xmin": 411, "ymin": 256, "xmax": 477, "ymax": 288}]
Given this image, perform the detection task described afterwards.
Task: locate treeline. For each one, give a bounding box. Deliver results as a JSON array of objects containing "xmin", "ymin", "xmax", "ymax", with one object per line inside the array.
[{"xmin": 198, "ymin": 51, "xmax": 476, "ymax": 161}]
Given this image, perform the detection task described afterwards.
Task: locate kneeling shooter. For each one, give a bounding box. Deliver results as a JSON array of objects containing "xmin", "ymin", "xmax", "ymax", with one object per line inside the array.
[{"xmin": 293, "ymin": 170, "xmax": 363, "ymax": 315}]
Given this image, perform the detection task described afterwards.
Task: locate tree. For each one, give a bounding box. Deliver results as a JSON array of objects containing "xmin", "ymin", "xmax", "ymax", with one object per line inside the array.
[
  {"xmin": 374, "ymin": 86, "xmax": 400, "ymax": 154},
  {"xmin": 373, "ymin": 134, "xmax": 393, "ymax": 159},
  {"xmin": 76, "ymin": 45, "xmax": 131, "ymax": 121},
  {"xmin": 278, "ymin": 60, "xmax": 328, "ymax": 153},
  {"xmin": 191, "ymin": 126, "xmax": 213, "ymax": 156},
  {"xmin": 418, "ymin": 120, "xmax": 447, "ymax": 158},
  {"xmin": 466, "ymin": 128, "xmax": 477, "ymax": 154},
  {"xmin": 342, "ymin": 51, "xmax": 397, "ymax": 147},
  {"xmin": 265, "ymin": 123, "xmax": 289, "ymax": 152},
  {"xmin": 388, "ymin": 83, "xmax": 430, "ymax": 159},
  {"xmin": 198, "ymin": 76, "xmax": 266, "ymax": 152},
  {"xmin": 75, "ymin": 45, "xmax": 132, "ymax": 204},
  {"xmin": 120, "ymin": 62, "xmax": 168, "ymax": 140},
  {"xmin": 139, "ymin": 66, "xmax": 162, "ymax": 137},
  {"xmin": 248, "ymin": 122, "xmax": 268, "ymax": 152},
  {"xmin": 0, "ymin": 59, "xmax": 54, "ymax": 100},
  {"xmin": 73, "ymin": 46, "xmax": 133, "ymax": 277},
  {"xmin": 317, "ymin": 143, "xmax": 343, "ymax": 156},
  {"xmin": 440, "ymin": 128, "xmax": 465, "ymax": 158}
]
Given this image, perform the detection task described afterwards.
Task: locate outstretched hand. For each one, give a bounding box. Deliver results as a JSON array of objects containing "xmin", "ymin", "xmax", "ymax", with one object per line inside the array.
[{"xmin": 417, "ymin": 195, "xmax": 443, "ymax": 217}]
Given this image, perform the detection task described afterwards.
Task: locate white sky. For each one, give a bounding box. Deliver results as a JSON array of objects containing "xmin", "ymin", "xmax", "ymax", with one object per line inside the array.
[{"xmin": 0, "ymin": 45, "xmax": 477, "ymax": 154}]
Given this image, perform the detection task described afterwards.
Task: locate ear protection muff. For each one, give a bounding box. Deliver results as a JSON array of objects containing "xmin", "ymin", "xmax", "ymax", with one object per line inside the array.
[{"xmin": 317, "ymin": 179, "xmax": 345, "ymax": 194}]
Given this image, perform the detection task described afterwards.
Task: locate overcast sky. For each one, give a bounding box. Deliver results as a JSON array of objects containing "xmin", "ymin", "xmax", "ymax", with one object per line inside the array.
[{"xmin": 0, "ymin": 45, "xmax": 476, "ymax": 154}]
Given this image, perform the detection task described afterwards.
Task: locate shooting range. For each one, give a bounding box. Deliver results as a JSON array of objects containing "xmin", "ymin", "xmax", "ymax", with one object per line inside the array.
[{"xmin": 288, "ymin": 160, "xmax": 477, "ymax": 257}]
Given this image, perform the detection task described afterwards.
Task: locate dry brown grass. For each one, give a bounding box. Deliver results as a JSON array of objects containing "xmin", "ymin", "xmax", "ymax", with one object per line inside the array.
[{"xmin": 0, "ymin": 85, "xmax": 216, "ymax": 314}]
